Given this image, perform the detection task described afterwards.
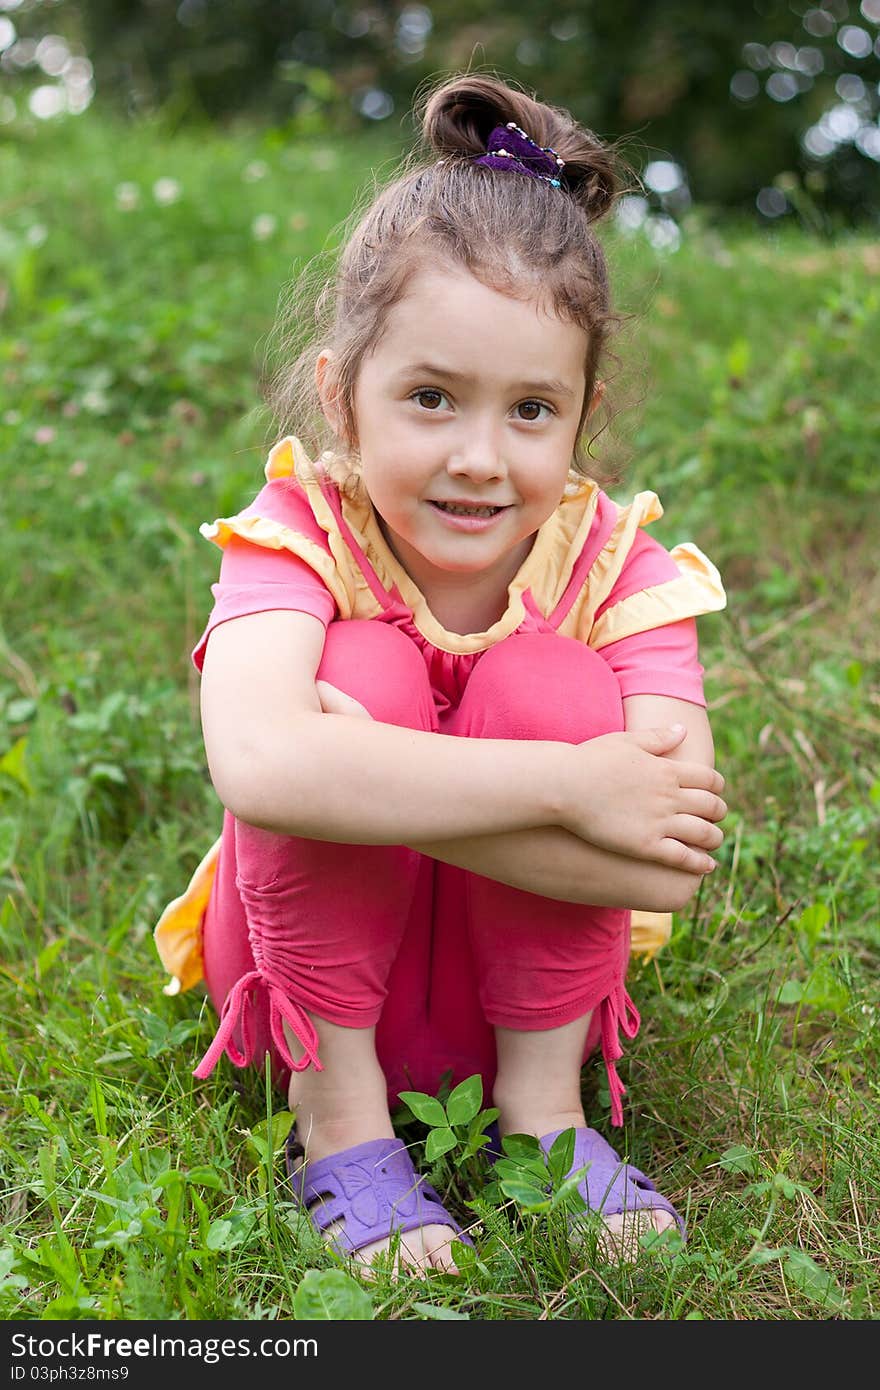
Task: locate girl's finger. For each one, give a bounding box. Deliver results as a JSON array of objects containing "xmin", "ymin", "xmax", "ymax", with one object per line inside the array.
[
  {"xmin": 676, "ymin": 763, "xmax": 726, "ymax": 797},
  {"xmin": 658, "ymin": 838, "xmax": 717, "ymax": 875},
  {"xmin": 667, "ymin": 813, "xmax": 724, "ymax": 851},
  {"xmin": 676, "ymin": 787, "xmax": 728, "ymax": 822}
]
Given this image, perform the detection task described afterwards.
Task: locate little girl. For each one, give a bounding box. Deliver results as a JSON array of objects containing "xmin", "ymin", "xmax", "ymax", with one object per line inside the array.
[{"xmin": 155, "ymin": 73, "xmax": 727, "ymax": 1275}]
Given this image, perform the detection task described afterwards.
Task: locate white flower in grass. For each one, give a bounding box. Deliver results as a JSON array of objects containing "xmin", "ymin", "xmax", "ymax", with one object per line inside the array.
[
  {"xmin": 243, "ymin": 159, "xmax": 268, "ymax": 182},
  {"xmin": 153, "ymin": 177, "xmax": 182, "ymax": 206},
  {"xmin": 82, "ymin": 389, "xmax": 110, "ymax": 414},
  {"xmin": 25, "ymin": 223, "xmax": 47, "ymax": 246},
  {"xmin": 34, "ymin": 425, "xmax": 55, "ymax": 444},
  {"xmin": 115, "ymin": 182, "xmax": 140, "ymax": 211},
  {"xmin": 251, "ymin": 213, "xmax": 277, "ymax": 241}
]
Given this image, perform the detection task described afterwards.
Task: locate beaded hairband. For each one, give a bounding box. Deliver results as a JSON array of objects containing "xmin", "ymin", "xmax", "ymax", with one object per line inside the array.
[{"xmin": 472, "ymin": 121, "xmax": 566, "ymax": 188}]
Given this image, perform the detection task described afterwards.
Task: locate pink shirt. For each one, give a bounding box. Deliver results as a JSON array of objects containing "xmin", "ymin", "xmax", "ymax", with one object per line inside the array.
[{"xmin": 193, "ymin": 475, "xmax": 708, "ymax": 709}]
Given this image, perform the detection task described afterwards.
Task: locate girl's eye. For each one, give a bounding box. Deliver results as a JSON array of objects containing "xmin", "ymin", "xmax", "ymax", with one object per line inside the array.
[
  {"xmin": 411, "ymin": 388, "xmax": 448, "ymax": 411},
  {"xmin": 516, "ymin": 400, "xmax": 552, "ymax": 422}
]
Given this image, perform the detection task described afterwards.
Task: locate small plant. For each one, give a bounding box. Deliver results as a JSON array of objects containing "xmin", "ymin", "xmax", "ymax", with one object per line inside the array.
[
  {"xmin": 397, "ymin": 1074, "xmax": 498, "ymax": 1167},
  {"xmin": 483, "ymin": 1129, "xmax": 589, "ymax": 1220},
  {"xmin": 398, "ymin": 1075, "xmax": 589, "ymax": 1220}
]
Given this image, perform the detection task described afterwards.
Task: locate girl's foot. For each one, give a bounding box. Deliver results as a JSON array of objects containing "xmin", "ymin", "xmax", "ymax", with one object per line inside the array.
[
  {"xmin": 497, "ymin": 1108, "xmax": 679, "ymax": 1259},
  {"xmin": 538, "ymin": 1125, "xmax": 681, "ymax": 1260},
  {"xmin": 493, "ymin": 1019, "xmax": 681, "ymax": 1262},
  {"xmin": 596, "ymin": 1208, "xmax": 678, "ymax": 1262},
  {"xmin": 284, "ymin": 1018, "xmax": 464, "ymax": 1275},
  {"xmin": 287, "ymin": 1120, "xmax": 463, "ymax": 1275}
]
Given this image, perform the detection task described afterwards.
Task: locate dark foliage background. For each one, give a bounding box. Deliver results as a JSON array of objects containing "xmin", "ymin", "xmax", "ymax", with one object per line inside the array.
[{"xmin": 3, "ymin": 0, "xmax": 880, "ymax": 227}]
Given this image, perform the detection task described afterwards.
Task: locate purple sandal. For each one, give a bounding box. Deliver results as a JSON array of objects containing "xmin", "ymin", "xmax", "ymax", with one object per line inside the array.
[
  {"xmin": 285, "ymin": 1133, "xmax": 473, "ymax": 1258},
  {"xmin": 540, "ymin": 1127, "xmax": 686, "ymax": 1241}
]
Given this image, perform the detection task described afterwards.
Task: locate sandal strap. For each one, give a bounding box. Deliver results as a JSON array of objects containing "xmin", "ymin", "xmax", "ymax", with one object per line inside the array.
[
  {"xmin": 285, "ymin": 1134, "xmax": 471, "ymax": 1255},
  {"xmin": 540, "ymin": 1127, "xmax": 686, "ymax": 1239}
]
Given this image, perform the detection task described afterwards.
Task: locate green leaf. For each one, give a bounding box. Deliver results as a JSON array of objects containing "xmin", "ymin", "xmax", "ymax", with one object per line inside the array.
[
  {"xmin": 500, "ymin": 1132, "xmax": 543, "ymax": 1164},
  {"xmin": 185, "ymin": 1166, "xmax": 224, "ymax": 1189},
  {"xmin": 0, "ymin": 817, "xmax": 19, "ymax": 872},
  {"xmin": 773, "ymin": 1174, "xmax": 798, "ymax": 1200},
  {"xmin": 782, "ymin": 1249, "xmax": 847, "ymax": 1313},
  {"xmin": 726, "ymin": 336, "xmax": 751, "ymax": 378},
  {"xmin": 425, "ymin": 1127, "xmax": 457, "ymax": 1161},
  {"xmin": 205, "ymin": 1219, "xmax": 233, "ymax": 1251},
  {"xmin": 548, "ymin": 1168, "xmax": 588, "ymax": 1213},
  {"xmin": 5, "ymin": 697, "xmax": 36, "ymax": 724},
  {"xmin": 445, "ymin": 1075, "xmax": 483, "ymax": 1127},
  {"xmin": 205, "ymin": 1206, "xmax": 256, "ymax": 1251},
  {"xmin": 292, "ymin": 1269, "xmax": 374, "ymax": 1320},
  {"xmin": 469, "ymin": 1106, "xmax": 499, "ymax": 1137},
  {"xmin": 718, "ymin": 1145, "xmax": 761, "ymax": 1176},
  {"xmin": 244, "ymin": 1111, "xmax": 295, "ymax": 1166},
  {"xmin": 89, "ymin": 1077, "xmax": 107, "ymax": 1138},
  {"xmin": 397, "ymin": 1091, "xmax": 448, "ymax": 1127},
  {"xmin": 0, "ymin": 1246, "xmax": 27, "ymax": 1291},
  {"xmin": 745, "ymin": 1245, "xmax": 788, "ymax": 1268},
  {"xmin": 497, "ymin": 1175, "xmax": 550, "ymax": 1211},
  {"xmin": 796, "ymin": 901, "xmax": 830, "ymax": 949},
  {"xmin": 411, "ymin": 1302, "xmax": 470, "ymax": 1319},
  {"xmin": 458, "ymin": 1133, "xmax": 491, "ymax": 1163},
  {"xmin": 844, "ymin": 660, "xmax": 863, "ymax": 687},
  {"xmin": 36, "ymin": 938, "xmax": 64, "ymax": 978},
  {"xmin": 0, "ymin": 738, "xmax": 32, "ymax": 795},
  {"xmin": 545, "ymin": 1128, "xmax": 575, "ymax": 1185},
  {"xmin": 89, "ymin": 762, "xmax": 127, "ymax": 785},
  {"xmin": 801, "ymin": 961, "xmax": 850, "ymax": 1014},
  {"xmin": 777, "ymin": 980, "xmax": 803, "ymax": 1005}
]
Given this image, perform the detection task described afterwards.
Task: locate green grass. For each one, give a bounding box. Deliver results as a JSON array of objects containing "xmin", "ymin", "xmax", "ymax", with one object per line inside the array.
[{"xmin": 0, "ymin": 105, "xmax": 878, "ymax": 1321}]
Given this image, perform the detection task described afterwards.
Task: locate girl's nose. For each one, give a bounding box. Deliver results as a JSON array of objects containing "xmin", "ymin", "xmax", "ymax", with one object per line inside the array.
[{"xmin": 446, "ymin": 422, "xmax": 506, "ymax": 482}]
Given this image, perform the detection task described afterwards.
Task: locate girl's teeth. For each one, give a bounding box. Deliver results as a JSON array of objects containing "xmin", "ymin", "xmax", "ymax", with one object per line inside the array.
[{"xmin": 436, "ymin": 502, "xmax": 499, "ymax": 516}]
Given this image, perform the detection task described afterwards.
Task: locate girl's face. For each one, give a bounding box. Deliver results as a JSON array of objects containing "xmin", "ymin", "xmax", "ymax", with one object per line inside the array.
[{"xmin": 324, "ymin": 264, "xmax": 593, "ymax": 612}]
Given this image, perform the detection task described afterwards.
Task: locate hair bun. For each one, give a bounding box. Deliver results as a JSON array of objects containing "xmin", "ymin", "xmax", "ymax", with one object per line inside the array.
[{"xmin": 418, "ymin": 73, "xmax": 622, "ymax": 221}]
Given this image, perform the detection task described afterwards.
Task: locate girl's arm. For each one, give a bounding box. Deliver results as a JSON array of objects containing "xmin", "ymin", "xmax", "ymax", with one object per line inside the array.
[
  {"xmin": 314, "ymin": 681, "xmax": 721, "ymax": 912},
  {"xmin": 403, "ymin": 824, "xmax": 710, "ymax": 911},
  {"xmin": 621, "ymin": 694, "xmax": 715, "ymax": 766},
  {"xmin": 200, "ymin": 610, "xmax": 725, "ymax": 872}
]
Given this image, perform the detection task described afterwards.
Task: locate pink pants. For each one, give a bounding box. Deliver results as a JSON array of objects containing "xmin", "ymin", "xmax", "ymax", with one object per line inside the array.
[{"xmin": 196, "ymin": 620, "xmax": 639, "ymax": 1123}]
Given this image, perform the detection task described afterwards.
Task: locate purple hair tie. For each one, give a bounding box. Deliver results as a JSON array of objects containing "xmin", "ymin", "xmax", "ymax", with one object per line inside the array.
[{"xmin": 472, "ymin": 120, "xmax": 565, "ymax": 188}]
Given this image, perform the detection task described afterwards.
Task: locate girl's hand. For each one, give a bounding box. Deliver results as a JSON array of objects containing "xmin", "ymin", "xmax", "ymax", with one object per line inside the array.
[
  {"xmin": 560, "ymin": 725, "xmax": 727, "ymax": 874},
  {"xmin": 315, "ymin": 681, "xmax": 373, "ymax": 720}
]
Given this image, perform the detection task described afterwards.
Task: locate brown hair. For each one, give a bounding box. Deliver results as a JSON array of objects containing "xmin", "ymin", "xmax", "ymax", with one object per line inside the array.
[{"xmin": 262, "ymin": 72, "xmax": 637, "ymax": 493}]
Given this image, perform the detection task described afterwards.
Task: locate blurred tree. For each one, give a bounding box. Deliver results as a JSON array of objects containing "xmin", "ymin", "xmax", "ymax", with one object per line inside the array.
[{"xmin": 2, "ymin": 0, "xmax": 879, "ymax": 224}]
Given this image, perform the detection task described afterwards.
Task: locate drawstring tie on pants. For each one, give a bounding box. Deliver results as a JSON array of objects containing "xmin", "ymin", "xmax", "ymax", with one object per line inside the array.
[
  {"xmin": 192, "ymin": 970, "xmax": 323, "ymax": 1080},
  {"xmin": 599, "ymin": 986, "xmax": 641, "ymax": 1127}
]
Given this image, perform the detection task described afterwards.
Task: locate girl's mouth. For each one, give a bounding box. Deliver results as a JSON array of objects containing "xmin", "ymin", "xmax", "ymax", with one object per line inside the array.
[
  {"xmin": 429, "ymin": 500, "xmax": 507, "ymax": 517},
  {"xmin": 425, "ymin": 503, "xmax": 508, "ymax": 533}
]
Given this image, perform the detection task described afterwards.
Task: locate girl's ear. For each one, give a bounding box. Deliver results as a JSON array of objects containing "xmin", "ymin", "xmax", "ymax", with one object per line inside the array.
[
  {"xmin": 587, "ymin": 379, "xmax": 606, "ymax": 416},
  {"xmin": 315, "ymin": 348, "xmax": 346, "ymax": 437}
]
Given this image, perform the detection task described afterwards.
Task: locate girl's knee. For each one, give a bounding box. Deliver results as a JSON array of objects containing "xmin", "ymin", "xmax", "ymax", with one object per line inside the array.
[
  {"xmin": 459, "ymin": 633, "xmax": 623, "ymax": 741},
  {"xmin": 318, "ymin": 619, "xmax": 435, "ymax": 730}
]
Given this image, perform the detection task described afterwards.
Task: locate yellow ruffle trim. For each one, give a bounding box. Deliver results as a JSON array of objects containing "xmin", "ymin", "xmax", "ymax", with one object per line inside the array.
[
  {"xmin": 629, "ymin": 909, "xmax": 672, "ymax": 960},
  {"xmin": 586, "ymin": 543, "xmax": 726, "ymax": 649},
  {"xmin": 153, "ymin": 838, "xmax": 219, "ymax": 995}
]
